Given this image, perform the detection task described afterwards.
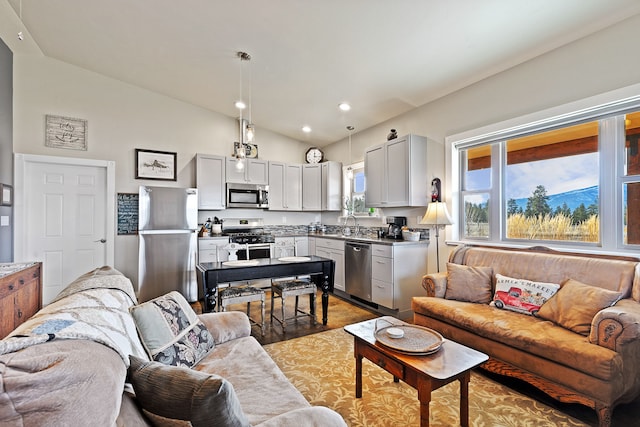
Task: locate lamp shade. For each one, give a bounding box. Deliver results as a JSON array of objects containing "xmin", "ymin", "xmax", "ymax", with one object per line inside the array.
[{"xmin": 420, "ymin": 202, "xmax": 453, "ymax": 227}]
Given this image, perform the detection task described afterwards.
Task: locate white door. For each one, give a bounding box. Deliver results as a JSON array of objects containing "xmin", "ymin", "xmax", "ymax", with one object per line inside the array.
[{"xmin": 14, "ymin": 154, "xmax": 115, "ymax": 304}]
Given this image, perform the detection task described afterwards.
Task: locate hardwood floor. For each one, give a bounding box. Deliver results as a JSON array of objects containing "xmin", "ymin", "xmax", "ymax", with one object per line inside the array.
[{"xmin": 225, "ymin": 290, "xmax": 379, "ymax": 345}]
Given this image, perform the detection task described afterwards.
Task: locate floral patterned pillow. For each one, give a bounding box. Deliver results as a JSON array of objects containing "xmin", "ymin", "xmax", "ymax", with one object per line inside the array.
[{"xmin": 130, "ymin": 291, "xmax": 215, "ymax": 367}]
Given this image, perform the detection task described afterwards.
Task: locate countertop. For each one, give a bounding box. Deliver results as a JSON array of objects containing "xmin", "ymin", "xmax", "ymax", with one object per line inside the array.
[
  {"xmin": 0, "ymin": 262, "xmax": 39, "ymax": 278},
  {"xmin": 198, "ymin": 233, "xmax": 429, "ymax": 246},
  {"xmin": 308, "ymin": 233, "xmax": 429, "ymax": 246}
]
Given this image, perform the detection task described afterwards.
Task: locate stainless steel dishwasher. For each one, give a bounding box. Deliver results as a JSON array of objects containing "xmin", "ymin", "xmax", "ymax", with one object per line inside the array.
[{"xmin": 345, "ymin": 241, "xmax": 372, "ymax": 302}]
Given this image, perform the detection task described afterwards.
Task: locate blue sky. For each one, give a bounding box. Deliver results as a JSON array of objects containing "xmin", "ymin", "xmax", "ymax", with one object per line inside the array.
[{"xmin": 466, "ymin": 152, "xmax": 599, "ymax": 203}]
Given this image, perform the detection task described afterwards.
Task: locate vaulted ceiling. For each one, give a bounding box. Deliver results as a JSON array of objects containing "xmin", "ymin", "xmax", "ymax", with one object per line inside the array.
[{"xmin": 7, "ymin": 0, "xmax": 640, "ymax": 146}]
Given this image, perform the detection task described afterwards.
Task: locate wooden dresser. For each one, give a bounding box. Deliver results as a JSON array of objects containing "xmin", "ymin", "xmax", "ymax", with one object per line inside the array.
[{"xmin": 0, "ymin": 262, "xmax": 42, "ymax": 338}]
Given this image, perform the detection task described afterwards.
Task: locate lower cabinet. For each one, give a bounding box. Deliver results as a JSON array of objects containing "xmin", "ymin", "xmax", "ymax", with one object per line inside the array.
[
  {"xmin": 314, "ymin": 238, "xmax": 345, "ymax": 292},
  {"xmin": 273, "ymin": 237, "xmax": 295, "ymax": 258},
  {"xmin": 0, "ymin": 262, "xmax": 42, "ymax": 338},
  {"xmin": 198, "ymin": 237, "xmax": 230, "ymax": 263},
  {"xmin": 294, "ymin": 236, "xmax": 309, "ymax": 256},
  {"xmin": 372, "ymin": 245, "xmax": 394, "ymax": 308},
  {"xmin": 370, "ymin": 243, "xmax": 428, "ymax": 317}
]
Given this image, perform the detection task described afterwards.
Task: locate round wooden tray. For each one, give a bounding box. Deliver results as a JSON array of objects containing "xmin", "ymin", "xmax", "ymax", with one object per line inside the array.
[{"xmin": 374, "ymin": 324, "xmax": 444, "ymax": 355}]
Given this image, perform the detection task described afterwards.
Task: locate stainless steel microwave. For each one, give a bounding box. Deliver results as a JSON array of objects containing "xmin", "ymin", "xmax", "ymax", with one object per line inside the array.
[{"xmin": 226, "ymin": 183, "xmax": 269, "ymax": 208}]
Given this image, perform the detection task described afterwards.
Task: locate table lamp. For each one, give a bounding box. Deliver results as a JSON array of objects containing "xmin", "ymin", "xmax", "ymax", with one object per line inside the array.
[{"xmin": 420, "ymin": 201, "xmax": 453, "ymax": 272}]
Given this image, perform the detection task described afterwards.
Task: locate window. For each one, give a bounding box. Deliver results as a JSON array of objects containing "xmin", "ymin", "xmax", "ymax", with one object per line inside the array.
[
  {"xmin": 461, "ymin": 145, "xmax": 492, "ymax": 238},
  {"xmin": 505, "ymin": 121, "xmax": 600, "ymax": 243},
  {"xmin": 451, "ymin": 94, "xmax": 640, "ymax": 253},
  {"xmin": 624, "ymin": 111, "xmax": 640, "ymax": 245},
  {"xmin": 343, "ymin": 162, "xmax": 371, "ymax": 216}
]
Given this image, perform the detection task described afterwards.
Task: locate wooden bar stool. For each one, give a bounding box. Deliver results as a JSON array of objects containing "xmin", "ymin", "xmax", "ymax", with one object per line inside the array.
[
  {"xmin": 219, "ymin": 286, "xmax": 266, "ymax": 336},
  {"xmin": 270, "ymin": 279, "xmax": 316, "ymax": 332}
]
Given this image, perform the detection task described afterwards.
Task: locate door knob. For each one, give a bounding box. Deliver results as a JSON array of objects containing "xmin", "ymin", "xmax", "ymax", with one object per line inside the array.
[{"xmin": 94, "ymin": 238, "xmax": 107, "ymax": 243}]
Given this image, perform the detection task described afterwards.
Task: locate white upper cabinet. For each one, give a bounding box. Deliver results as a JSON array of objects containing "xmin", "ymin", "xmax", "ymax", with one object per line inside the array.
[
  {"xmin": 364, "ymin": 145, "xmax": 384, "ymax": 206},
  {"xmin": 302, "ymin": 164, "xmax": 322, "ymax": 210},
  {"xmin": 225, "ymin": 157, "xmax": 268, "ymax": 185},
  {"xmin": 303, "ymin": 161, "xmax": 342, "ymax": 211},
  {"xmin": 196, "ymin": 153, "xmax": 226, "ymax": 210},
  {"xmin": 321, "ymin": 161, "xmax": 342, "ymax": 211},
  {"xmin": 268, "ymin": 161, "xmax": 302, "ymax": 211},
  {"xmin": 364, "ymin": 134, "xmax": 442, "ymax": 207}
]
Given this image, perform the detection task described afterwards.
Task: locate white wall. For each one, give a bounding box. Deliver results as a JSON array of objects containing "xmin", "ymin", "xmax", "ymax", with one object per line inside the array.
[
  {"xmin": 324, "ymin": 12, "xmax": 640, "ymax": 272},
  {"xmin": 11, "ymin": 54, "xmax": 313, "ymax": 281}
]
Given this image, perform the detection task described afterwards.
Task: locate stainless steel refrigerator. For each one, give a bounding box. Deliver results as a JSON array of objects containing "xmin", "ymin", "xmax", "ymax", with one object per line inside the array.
[{"xmin": 138, "ymin": 186, "xmax": 198, "ymax": 302}]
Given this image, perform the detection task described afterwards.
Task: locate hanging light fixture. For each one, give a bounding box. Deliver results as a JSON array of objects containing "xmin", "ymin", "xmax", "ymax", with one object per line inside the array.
[
  {"xmin": 17, "ymin": 0, "xmax": 24, "ymax": 40},
  {"xmin": 346, "ymin": 126, "xmax": 354, "ymax": 180},
  {"xmin": 234, "ymin": 51, "xmax": 252, "ymax": 170},
  {"xmin": 245, "ymin": 52, "xmax": 255, "ymax": 143}
]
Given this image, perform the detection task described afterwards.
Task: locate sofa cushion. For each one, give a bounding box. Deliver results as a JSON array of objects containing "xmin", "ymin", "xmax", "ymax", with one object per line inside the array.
[
  {"xmin": 0, "ymin": 340, "xmax": 126, "ymax": 426},
  {"xmin": 412, "ymin": 296, "xmax": 621, "ymax": 381},
  {"xmin": 538, "ymin": 278, "xmax": 624, "ymax": 336},
  {"xmin": 128, "ymin": 355, "xmax": 250, "ymax": 427},
  {"xmin": 130, "ymin": 291, "xmax": 215, "ymax": 367},
  {"xmin": 195, "ymin": 336, "xmax": 311, "ymax": 426},
  {"xmin": 444, "ymin": 263, "xmax": 493, "ymax": 303},
  {"xmin": 492, "ymin": 274, "xmax": 559, "ymax": 316}
]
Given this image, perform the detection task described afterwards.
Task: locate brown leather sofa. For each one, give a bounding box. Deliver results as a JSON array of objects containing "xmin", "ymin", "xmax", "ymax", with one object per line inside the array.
[{"xmin": 412, "ymin": 245, "xmax": 640, "ymax": 427}]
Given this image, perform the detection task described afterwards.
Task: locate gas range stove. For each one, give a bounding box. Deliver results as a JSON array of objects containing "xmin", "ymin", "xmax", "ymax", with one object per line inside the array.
[
  {"xmin": 221, "ymin": 218, "xmax": 274, "ymax": 245},
  {"xmin": 226, "ymin": 233, "xmax": 275, "ymax": 244}
]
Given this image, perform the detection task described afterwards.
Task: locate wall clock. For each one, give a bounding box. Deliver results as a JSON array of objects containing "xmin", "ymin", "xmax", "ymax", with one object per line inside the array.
[{"xmin": 305, "ymin": 147, "xmax": 324, "ymax": 163}]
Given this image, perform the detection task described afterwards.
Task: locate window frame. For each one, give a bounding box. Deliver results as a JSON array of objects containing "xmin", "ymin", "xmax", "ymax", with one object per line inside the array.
[
  {"xmin": 448, "ymin": 89, "xmax": 640, "ymax": 254},
  {"xmin": 342, "ymin": 161, "xmax": 373, "ymax": 217}
]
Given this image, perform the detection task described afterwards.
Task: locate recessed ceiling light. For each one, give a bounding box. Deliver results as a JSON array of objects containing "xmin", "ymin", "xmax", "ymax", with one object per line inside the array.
[
  {"xmin": 338, "ymin": 102, "xmax": 351, "ymax": 111},
  {"xmin": 235, "ymin": 100, "xmax": 246, "ymax": 110},
  {"xmin": 302, "ymin": 125, "xmax": 312, "ymax": 133}
]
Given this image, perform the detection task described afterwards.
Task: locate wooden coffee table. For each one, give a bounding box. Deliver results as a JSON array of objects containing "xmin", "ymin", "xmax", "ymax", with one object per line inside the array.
[{"xmin": 344, "ymin": 316, "xmax": 488, "ymax": 427}]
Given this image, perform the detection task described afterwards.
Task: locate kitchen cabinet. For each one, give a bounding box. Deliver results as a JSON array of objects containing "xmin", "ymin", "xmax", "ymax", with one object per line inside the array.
[
  {"xmin": 370, "ymin": 243, "xmax": 428, "ymax": 318},
  {"xmin": 196, "ymin": 153, "xmax": 226, "ymax": 210},
  {"xmin": 0, "ymin": 262, "xmax": 42, "ymax": 338},
  {"xmin": 302, "ymin": 164, "xmax": 322, "ymax": 210},
  {"xmin": 365, "ymin": 134, "xmax": 442, "ymax": 207},
  {"xmin": 198, "ymin": 237, "xmax": 230, "ymax": 263},
  {"xmin": 273, "ymin": 236, "xmax": 309, "ymax": 257},
  {"xmin": 302, "ymin": 161, "xmax": 342, "ymax": 211},
  {"xmin": 225, "ymin": 157, "xmax": 268, "ymax": 185},
  {"xmin": 321, "ymin": 162, "xmax": 342, "ymax": 211},
  {"xmin": 273, "ymin": 237, "xmax": 295, "ymax": 258},
  {"xmin": 371, "ymin": 245, "xmax": 394, "ymax": 309},
  {"xmin": 268, "ymin": 162, "xmax": 302, "ymax": 211},
  {"xmin": 295, "ymin": 236, "xmax": 309, "ymax": 256},
  {"xmin": 314, "ymin": 237, "xmax": 345, "ymax": 292}
]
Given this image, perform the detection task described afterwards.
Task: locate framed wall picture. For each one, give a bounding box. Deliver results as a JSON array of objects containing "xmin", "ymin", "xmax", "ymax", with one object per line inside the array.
[
  {"xmin": 45, "ymin": 115, "xmax": 88, "ymax": 150},
  {"xmin": 135, "ymin": 149, "xmax": 177, "ymax": 181},
  {"xmin": 0, "ymin": 183, "xmax": 12, "ymax": 206}
]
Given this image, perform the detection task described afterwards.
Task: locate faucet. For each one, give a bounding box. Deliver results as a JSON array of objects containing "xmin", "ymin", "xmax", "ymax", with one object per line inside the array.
[{"xmin": 343, "ymin": 214, "xmax": 359, "ymax": 236}]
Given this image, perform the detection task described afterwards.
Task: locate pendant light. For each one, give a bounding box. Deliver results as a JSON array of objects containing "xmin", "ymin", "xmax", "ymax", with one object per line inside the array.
[
  {"xmin": 234, "ymin": 52, "xmax": 251, "ymax": 171},
  {"xmin": 346, "ymin": 126, "xmax": 354, "ymax": 180},
  {"xmin": 17, "ymin": 0, "xmax": 24, "ymax": 40},
  {"xmin": 245, "ymin": 53, "xmax": 255, "ymax": 142}
]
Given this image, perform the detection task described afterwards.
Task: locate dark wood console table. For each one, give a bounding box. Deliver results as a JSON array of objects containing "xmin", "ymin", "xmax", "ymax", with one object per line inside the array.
[{"xmin": 196, "ymin": 256, "xmax": 335, "ymax": 324}]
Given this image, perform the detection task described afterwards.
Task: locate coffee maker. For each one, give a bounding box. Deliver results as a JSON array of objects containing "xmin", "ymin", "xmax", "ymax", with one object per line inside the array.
[{"xmin": 386, "ymin": 216, "xmax": 407, "ymax": 239}]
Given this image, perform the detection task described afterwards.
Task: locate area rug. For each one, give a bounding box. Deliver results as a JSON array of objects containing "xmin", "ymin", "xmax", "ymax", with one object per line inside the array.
[{"xmin": 263, "ymin": 328, "xmax": 591, "ymax": 427}]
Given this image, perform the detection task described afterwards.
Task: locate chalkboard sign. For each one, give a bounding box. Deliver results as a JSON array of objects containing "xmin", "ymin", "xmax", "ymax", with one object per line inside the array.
[{"xmin": 117, "ymin": 193, "xmax": 138, "ymax": 235}]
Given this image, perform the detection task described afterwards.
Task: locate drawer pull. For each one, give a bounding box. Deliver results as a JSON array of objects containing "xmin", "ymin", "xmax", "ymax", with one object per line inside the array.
[
  {"xmin": 19, "ymin": 279, "xmax": 25, "ymax": 285},
  {"xmin": 17, "ymin": 309, "xmax": 23, "ymax": 318},
  {"xmin": 377, "ymin": 358, "xmax": 386, "ymax": 368},
  {"xmin": 8, "ymin": 284, "xmax": 14, "ymax": 290}
]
